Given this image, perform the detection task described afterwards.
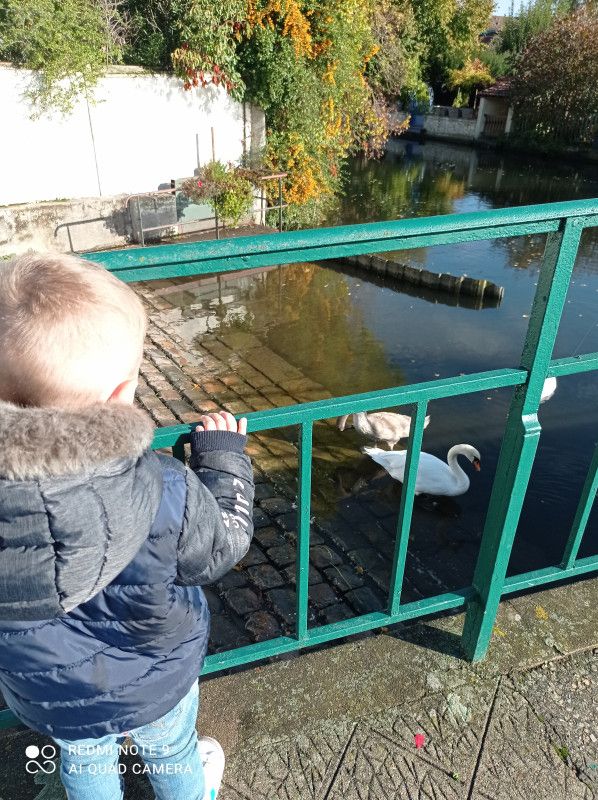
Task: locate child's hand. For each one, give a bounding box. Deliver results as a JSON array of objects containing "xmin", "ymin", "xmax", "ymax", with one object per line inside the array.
[{"xmin": 196, "ymin": 411, "xmax": 247, "ymax": 435}]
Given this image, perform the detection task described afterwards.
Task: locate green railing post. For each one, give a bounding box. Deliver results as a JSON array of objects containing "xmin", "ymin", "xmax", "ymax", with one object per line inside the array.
[
  {"xmin": 296, "ymin": 422, "xmax": 313, "ymax": 640},
  {"xmin": 561, "ymin": 440, "xmax": 598, "ymax": 569},
  {"xmin": 387, "ymin": 403, "xmax": 429, "ymax": 615},
  {"xmin": 461, "ymin": 219, "xmax": 584, "ymax": 661},
  {"xmin": 172, "ymin": 438, "xmax": 186, "ymax": 463}
]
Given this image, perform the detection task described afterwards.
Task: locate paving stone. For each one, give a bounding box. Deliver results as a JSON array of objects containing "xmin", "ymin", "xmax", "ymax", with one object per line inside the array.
[
  {"xmin": 310, "ymin": 545, "xmax": 343, "ymax": 569},
  {"xmin": 327, "ymin": 726, "xmax": 464, "ymax": 800},
  {"xmin": 283, "ymin": 564, "xmax": 323, "ymax": 586},
  {"xmin": 203, "ymin": 587, "xmax": 224, "ymax": 615},
  {"xmin": 209, "ymin": 614, "xmax": 251, "ymax": 652},
  {"xmin": 309, "ymin": 583, "xmax": 340, "ymax": 608},
  {"xmin": 471, "ymin": 681, "xmax": 591, "ymax": 800},
  {"xmin": 368, "ymin": 677, "xmax": 499, "ymax": 783},
  {"xmin": 282, "ymin": 526, "xmax": 324, "ymax": 546},
  {"xmin": 324, "ymin": 564, "xmax": 365, "ymax": 592},
  {"xmin": 317, "ymin": 521, "xmax": 365, "ymax": 552},
  {"xmin": 511, "ymin": 649, "xmax": 598, "ymax": 790},
  {"xmin": 246, "ymin": 563, "xmax": 286, "ymax": 590},
  {"xmin": 320, "ymin": 602, "xmax": 355, "ymax": 624},
  {"xmin": 276, "ymin": 512, "xmax": 298, "ymax": 532},
  {"xmin": 348, "ymin": 548, "xmax": 392, "ymax": 590},
  {"xmin": 245, "ymin": 611, "xmax": 283, "ymax": 642},
  {"xmin": 362, "ymin": 525, "xmax": 395, "ymax": 559},
  {"xmin": 259, "ymin": 496, "xmax": 295, "ymax": 516},
  {"xmin": 266, "ymin": 588, "xmax": 299, "ymax": 625},
  {"xmin": 222, "ymin": 723, "xmax": 354, "ymax": 800},
  {"xmin": 253, "ymin": 483, "xmax": 278, "ymax": 501},
  {"xmin": 238, "ymin": 543, "xmax": 269, "ymax": 568},
  {"xmin": 216, "ymin": 570, "xmax": 247, "ymax": 591},
  {"xmin": 267, "ymin": 543, "xmax": 297, "ymax": 567},
  {"xmin": 252, "ymin": 508, "xmax": 271, "ymax": 529},
  {"xmin": 337, "ymin": 499, "xmax": 378, "ymax": 527},
  {"xmin": 225, "ymin": 587, "xmax": 262, "ymax": 616},
  {"xmin": 344, "ymin": 586, "xmax": 384, "ymax": 614},
  {"xmin": 254, "ymin": 526, "xmax": 287, "ymax": 549}
]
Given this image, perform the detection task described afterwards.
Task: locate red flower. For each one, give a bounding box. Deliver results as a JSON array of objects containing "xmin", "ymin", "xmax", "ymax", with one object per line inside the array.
[{"xmin": 197, "ymin": 180, "xmax": 203, "ymax": 187}]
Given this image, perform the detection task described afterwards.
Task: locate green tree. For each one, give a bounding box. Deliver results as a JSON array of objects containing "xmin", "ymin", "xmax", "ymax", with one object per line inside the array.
[
  {"xmin": 499, "ymin": 0, "xmax": 574, "ymax": 59},
  {"xmin": 410, "ymin": 0, "xmax": 493, "ymax": 88},
  {"xmin": 0, "ymin": 0, "xmax": 126, "ymax": 114},
  {"xmin": 511, "ymin": 6, "xmax": 598, "ymax": 145}
]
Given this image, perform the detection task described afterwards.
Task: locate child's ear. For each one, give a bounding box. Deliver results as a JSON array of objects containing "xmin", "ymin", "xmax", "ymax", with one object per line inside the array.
[{"xmin": 107, "ymin": 377, "xmax": 138, "ymax": 405}]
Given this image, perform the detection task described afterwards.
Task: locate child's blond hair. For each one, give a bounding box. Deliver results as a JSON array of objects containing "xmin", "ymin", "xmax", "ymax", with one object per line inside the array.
[{"xmin": 0, "ymin": 253, "xmax": 146, "ymax": 408}]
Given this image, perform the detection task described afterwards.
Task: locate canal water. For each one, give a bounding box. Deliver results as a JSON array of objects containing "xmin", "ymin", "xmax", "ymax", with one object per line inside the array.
[{"xmin": 145, "ymin": 140, "xmax": 598, "ymax": 625}]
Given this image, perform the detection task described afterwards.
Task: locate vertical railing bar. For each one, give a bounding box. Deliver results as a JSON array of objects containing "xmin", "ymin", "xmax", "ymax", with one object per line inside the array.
[
  {"xmin": 172, "ymin": 438, "xmax": 186, "ymax": 463},
  {"xmin": 388, "ymin": 402, "xmax": 429, "ymax": 616},
  {"xmin": 462, "ymin": 217, "xmax": 584, "ymax": 661},
  {"xmin": 295, "ymin": 421, "xmax": 313, "ymax": 641},
  {"xmin": 561, "ymin": 440, "xmax": 598, "ymax": 569}
]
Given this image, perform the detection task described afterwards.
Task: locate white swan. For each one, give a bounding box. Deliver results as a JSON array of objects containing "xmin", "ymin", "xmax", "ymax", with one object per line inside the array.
[
  {"xmin": 541, "ymin": 376, "xmax": 557, "ymax": 403},
  {"xmin": 337, "ymin": 411, "xmax": 430, "ymax": 450},
  {"xmin": 364, "ymin": 444, "xmax": 481, "ymax": 496}
]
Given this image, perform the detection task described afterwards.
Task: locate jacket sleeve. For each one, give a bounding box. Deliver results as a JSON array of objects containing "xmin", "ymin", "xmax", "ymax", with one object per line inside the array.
[{"xmin": 175, "ymin": 429, "xmax": 255, "ymax": 586}]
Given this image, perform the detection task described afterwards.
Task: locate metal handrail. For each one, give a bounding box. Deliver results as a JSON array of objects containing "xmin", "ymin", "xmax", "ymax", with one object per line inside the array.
[{"xmin": 1, "ymin": 198, "xmax": 597, "ymax": 730}]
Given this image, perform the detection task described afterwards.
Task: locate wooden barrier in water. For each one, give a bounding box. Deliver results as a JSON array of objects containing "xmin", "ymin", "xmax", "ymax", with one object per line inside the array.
[{"xmin": 343, "ymin": 254, "xmax": 504, "ymax": 305}]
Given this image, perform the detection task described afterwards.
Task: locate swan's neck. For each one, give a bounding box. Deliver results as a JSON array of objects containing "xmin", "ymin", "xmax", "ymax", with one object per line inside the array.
[
  {"xmin": 447, "ymin": 447, "xmax": 470, "ymax": 491},
  {"xmin": 353, "ymin": 412, "xmax": 372, "ymax": 436}
]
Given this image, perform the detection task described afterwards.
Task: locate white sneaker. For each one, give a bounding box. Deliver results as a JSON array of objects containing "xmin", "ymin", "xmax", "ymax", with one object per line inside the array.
[{"xmin": 198, "ymin": 736, "xmax": 225, "ymax": 800}]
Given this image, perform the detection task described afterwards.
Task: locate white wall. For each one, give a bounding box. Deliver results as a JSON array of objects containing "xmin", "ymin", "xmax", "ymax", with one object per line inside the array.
[{"xmin": 0, "ymin": 64, "xmax": 265, "ymax": 206}]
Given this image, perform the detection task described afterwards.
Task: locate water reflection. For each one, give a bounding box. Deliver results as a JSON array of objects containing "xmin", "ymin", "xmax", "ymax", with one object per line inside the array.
[{"xmin": 146, "ymin": 141, "xmax": 598, "ymax": 594}]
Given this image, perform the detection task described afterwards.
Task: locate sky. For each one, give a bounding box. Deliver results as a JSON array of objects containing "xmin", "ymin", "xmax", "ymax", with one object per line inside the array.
[{"xmin": 494, "ymin": 0, "xmax": 515, "ymax": 15}]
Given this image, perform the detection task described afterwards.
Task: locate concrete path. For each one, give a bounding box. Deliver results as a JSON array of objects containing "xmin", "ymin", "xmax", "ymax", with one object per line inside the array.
[{"xmin": 206, "ymin": 577, "xmax": 597, "ymax": 800}]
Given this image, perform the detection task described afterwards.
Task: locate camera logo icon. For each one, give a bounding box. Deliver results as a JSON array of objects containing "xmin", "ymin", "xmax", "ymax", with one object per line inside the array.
[{"xmin": 25, "ymin": 744, "xmax": 57, "ymax": 775}]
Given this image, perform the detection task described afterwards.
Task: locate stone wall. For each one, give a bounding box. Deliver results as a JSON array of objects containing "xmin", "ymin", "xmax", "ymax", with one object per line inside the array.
[{"xmin": 422, "ymin": 112, "xmax": 478, "ymax": 143}]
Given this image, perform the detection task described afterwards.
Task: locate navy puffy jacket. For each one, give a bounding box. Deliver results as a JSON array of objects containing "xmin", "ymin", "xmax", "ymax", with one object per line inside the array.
[{"xmin": 0, "ymin": 401, "xmax": 254, "ymax": 739}]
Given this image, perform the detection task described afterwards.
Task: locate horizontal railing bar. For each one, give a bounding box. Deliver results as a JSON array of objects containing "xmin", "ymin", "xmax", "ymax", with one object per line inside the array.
[
  {"xmin": 151, "ymin": 367, "xmax": 529, "ymax": 448},
  {"xmin": 547, "ymin": 352, "xmax": 598, "ymax": 377},
  {"xmin": 151, "ymin": 352, "xmax": 598, "ymax": 450},
  {"xmin": 88, "ymin": 199, "xmax": 598, "ymax": 275},
  {"xmin": 502, "ymin": 554, "xmax": 598, "ymax": 594},
  {"xmin": 201, "ymin": 588, "xmax": 473, "ymax": 674},
  {"xmin": 90, "ymin": 222, "xmax": 561, "ymax": 282},
  {"xmin": 200, "ymin": 555, "xmax": 598, "ymax": 674}
]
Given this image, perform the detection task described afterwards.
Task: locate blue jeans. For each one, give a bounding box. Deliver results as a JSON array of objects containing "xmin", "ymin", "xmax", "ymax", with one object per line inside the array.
[{"xmin": 53, "ymin": 682, "xmax": 204, "ymax": 800}]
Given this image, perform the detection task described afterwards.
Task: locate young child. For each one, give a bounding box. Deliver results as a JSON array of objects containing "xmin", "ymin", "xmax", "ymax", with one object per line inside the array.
[{"xmin": 0, "ymin": 253, "xmax": 254, "ymax": 800}]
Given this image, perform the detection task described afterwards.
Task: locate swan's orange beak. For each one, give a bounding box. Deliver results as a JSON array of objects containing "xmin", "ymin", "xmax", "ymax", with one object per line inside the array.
[{"xmin": 473, "ymin": 458, "xmax": 481, "ymax": 472}]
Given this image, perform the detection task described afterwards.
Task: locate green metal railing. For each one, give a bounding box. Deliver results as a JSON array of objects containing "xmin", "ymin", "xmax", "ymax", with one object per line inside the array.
[{"xmin": 1, "ymin": 199, "xmax": 597, "ymax": 730}]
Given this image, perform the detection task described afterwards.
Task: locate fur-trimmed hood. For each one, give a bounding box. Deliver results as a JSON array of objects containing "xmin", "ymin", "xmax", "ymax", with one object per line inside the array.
[
  {"xmin": 0, "ymin": 401, "xmax": 155, "ymax": 480},
  {"xmin": 0, "ymin": 401, "xmax": 162, "ymax": 620}
]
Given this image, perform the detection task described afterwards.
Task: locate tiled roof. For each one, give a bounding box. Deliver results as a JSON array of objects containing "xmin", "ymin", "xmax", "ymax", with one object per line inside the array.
[{"xmin": 479, "ymin": 78, "xmax": 512, "ymax": 98}]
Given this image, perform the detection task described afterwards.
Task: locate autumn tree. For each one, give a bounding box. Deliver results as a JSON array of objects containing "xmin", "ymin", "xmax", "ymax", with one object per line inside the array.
[{"xmin": 511, "ymin": 6, "xmax": 598, "ymax": 145}]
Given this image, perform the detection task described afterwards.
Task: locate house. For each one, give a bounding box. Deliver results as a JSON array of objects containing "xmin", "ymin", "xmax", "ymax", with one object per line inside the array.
[{"xmin": 474, "ymin": 78, "xmax": 515, "ymax": 139}]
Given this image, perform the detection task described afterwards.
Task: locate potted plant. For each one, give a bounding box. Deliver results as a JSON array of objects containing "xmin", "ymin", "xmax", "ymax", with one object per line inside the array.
[{"xmin": 182, "ymin": 161, "xmax": 255, "ymax": 228}]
